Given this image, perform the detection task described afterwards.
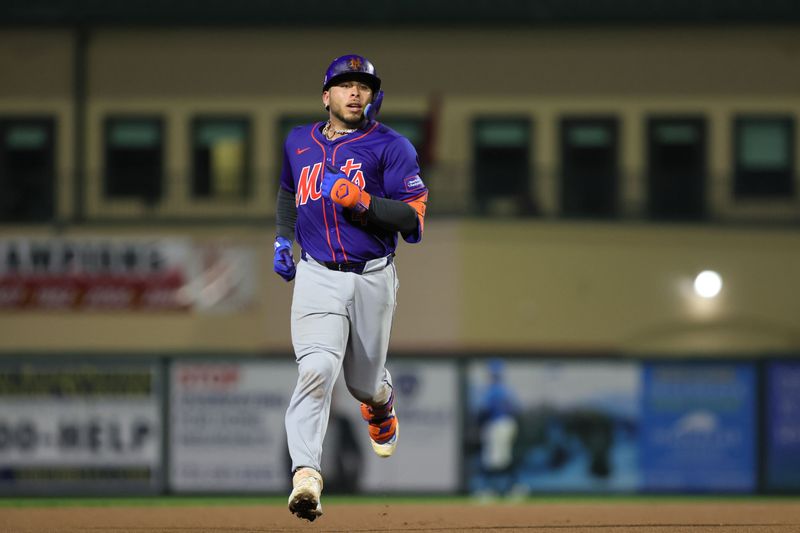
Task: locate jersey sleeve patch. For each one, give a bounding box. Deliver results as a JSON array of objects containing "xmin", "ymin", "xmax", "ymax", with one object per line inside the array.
[{"xmin": 404, "ymin": 175, "xmax": 425, "ymax": 192}]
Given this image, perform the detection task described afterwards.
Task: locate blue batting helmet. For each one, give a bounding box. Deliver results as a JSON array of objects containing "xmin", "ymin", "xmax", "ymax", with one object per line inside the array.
[{"xmin": 322, "ymin": 54, "xmax": 381, "ymax": 93}]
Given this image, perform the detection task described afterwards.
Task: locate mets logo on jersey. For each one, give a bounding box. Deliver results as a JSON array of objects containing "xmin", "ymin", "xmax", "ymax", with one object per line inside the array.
[{"xmin": 296, "ymin": 158, "xmax": 366, "ymax": 206}]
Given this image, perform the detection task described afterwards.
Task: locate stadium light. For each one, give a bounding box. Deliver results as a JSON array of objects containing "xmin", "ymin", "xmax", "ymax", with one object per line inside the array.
[{"xmin": 693, "ymin": 270, "xmax": 723, "ymax": 299}]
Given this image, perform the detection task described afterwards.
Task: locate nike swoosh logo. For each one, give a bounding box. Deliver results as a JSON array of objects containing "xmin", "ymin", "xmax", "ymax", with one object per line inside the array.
[{"xmin": 296, "ymin": 147, "xmax": 311, "ymax": 155}]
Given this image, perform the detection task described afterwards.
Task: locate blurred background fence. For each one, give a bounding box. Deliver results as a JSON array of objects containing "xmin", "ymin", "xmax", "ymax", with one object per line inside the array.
[{"xmin": 1, "ymin": 355, "xmax": 799, "ymax": 496}]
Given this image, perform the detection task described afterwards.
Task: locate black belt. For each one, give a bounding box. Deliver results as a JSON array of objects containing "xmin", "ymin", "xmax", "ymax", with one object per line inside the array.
[{"xmin": 301, "ymin": 250, "xmax": 393, "ymax": 275}]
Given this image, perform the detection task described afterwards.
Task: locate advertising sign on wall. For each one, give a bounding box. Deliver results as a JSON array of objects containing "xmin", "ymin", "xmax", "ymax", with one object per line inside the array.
[
  {"xmin": 465, "ymin": 359, "xmax": 641, "ymax": 495},
  {"xmin": 170, "ymin": 358, "xmax": 460, "ymax": 494},
  {"xmin": 332, "ymin": 360, "xmax": 460, "ymax": 493},
  {"xmin": 169, "ymin": 360, "xmax": 297, "ymax": 492},
  {"xmin": 0, "ymin": 238, "xmax": 255, "ymax": 313},
  {"xmin": 640, "ymin": 362, "xmax": 756, "ymax": 492},
  {"xmin": 0, "ymin": 360, "xmax": 164, "ymax": 494},
  {"xmin": 766, "ymin": 360, "xmax": 800, "ymax": 491}
]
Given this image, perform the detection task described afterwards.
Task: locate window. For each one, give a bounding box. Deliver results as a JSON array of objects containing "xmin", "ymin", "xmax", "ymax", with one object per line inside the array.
[
  {"xmin": 0, "ymin": 117, "xmax": 55, "ymax": 222},
  {"xmin": 560, "ymin": 117, "xmax": 619, "ymax": 218},
  {"xmin": 473, "ymin": 117, "xmax": 534, "ymax": 216},
  {"xmin": 192, "ymin": 117, "xmax": 251, "ymax": 199},
  {"xmin": 734, "ymin": 116, "xmax": 794, "ymax": 198},
  {"xmin": 104, "ymin": 117, "xmax": 164, "ymax": 203},
  {"xmin": 647, "ymin": 117, "xmax": 707, "ymax": 220}
]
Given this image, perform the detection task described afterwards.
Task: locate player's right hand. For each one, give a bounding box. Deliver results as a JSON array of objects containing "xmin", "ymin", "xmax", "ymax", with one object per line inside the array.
[
  {"xmin": 322, "ymin": 165, "xmax": 371, "ymax": 214},
  {"xmin": 321, "ymin": 165, "xmax": 348, "ymax": 201},
  {"xmin": 273, "ymin": 236, "xmax": 296, "ymax": 282}
]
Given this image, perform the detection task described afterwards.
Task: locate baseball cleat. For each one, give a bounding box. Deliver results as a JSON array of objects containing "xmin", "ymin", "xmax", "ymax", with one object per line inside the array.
[
  {"xmin": 288, "ymin": 467, "xmax": 323, "ymax": 522},
  {"xmin": 360, "ymin": 396, "xmax": 399, "ymax": 458}
]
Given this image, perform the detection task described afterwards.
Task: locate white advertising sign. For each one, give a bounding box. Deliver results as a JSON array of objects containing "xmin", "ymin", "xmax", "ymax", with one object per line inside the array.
[
  {"xmin": 170, "ymin": 359, "xmax": 460, "ymax": 493},
  {"xmin": 331, "ymin": 360, "xmax": 460, "ymax": 492},
  {"xmin": 169, "ymin": 360, "xmax": 297, "ymax": 491},
  {"xmin": 0, "ymin": 401, "xmax": 160, "ymax": 465},
  {"xmin": 0, "ymin": 361, "xmax": 163, "ymax": 493}
]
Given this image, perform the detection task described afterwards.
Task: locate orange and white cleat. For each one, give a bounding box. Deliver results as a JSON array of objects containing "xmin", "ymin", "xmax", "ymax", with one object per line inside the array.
[{"xmin": 360, "ymin": 393, "xmax": 399, "ymax": 458}]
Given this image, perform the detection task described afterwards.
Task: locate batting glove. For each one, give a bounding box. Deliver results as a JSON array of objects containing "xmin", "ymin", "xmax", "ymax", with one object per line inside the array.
[
  {"xmin": 364, "ymin": 90, "xmax": 384, "ymax": 121},
  {"xmin": 273, "ymin": 236, "xmax": 296, "ymax": 282},
  {"xmin": 321, "ymin": 165, "xmax": 371, "ymax": 214}
]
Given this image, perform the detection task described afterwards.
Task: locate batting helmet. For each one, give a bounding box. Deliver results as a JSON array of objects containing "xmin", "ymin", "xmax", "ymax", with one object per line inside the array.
[{"xmin": 322, "ymin": 54, "xmax": 381, "ymax": 94}]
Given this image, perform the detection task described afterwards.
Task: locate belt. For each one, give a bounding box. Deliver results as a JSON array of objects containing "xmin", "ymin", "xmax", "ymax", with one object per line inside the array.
[{"xmin": 301, "ymin": 250, "xmax": 393, "ymax": 275}]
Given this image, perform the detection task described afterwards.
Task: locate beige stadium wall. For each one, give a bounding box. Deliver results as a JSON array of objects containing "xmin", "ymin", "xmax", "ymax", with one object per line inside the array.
[
  {"xmin": 2, "ymin": 221, "xmax": 800, "ymax": 356},
  {"xmin": 1, "ymin": 27, "xmax": 800, "ymax": 356},
  {"xmin": 4, "ymin": 27, "xmax": 800, "ymax": 222},
  {"xmin": 85, "ymin": 27, "xmax": 800, "ymax": 97},
  {"xmin": 79, "ymin": 27, "xmax": 800, "ymax": 222},
  {"xmin": 455, "ymin": 221, "xmax": 800, "ymax": 355}
]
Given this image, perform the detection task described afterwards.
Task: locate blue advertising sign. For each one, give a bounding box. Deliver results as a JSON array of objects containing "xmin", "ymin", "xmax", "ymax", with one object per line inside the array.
[
  {"xmin": 640, "ymin": 362, "xmax": 756, "ymax": 492},
  {"xmin": 465, "ymin": 359, "xmax": 641, "ymax": 495},
  {"xmin": 766, "ymin": 360, "xmax": 800, "ymax": 490}
]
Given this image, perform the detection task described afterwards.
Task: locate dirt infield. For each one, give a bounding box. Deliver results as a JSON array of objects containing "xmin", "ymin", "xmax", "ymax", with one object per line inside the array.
[{"xmin": 2, "ymin": 500, "xmax": 800, "ymax": 532}]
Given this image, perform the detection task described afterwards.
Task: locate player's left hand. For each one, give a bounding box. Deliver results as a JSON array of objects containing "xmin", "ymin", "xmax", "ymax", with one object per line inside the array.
[{"xmin": 321, "ymin": 165, "xmax": 371, "ymax": 214}]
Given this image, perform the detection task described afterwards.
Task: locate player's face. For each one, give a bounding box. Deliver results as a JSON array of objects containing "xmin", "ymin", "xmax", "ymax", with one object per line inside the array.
[{"xmin": 323, "ymin": 80, "xmax": 373, "ymax": 128}]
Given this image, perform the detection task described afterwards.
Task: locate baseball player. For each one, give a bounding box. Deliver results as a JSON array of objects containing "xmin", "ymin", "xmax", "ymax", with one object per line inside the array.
[{"xmin": 273, "ymin": 54, "xmax": 428, "ymax": 522}]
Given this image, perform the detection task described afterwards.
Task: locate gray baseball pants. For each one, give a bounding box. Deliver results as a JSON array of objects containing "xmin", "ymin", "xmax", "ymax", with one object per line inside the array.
[{"xmin": 285, "ymin": 253, "xmax": 398, "ymax": 474}]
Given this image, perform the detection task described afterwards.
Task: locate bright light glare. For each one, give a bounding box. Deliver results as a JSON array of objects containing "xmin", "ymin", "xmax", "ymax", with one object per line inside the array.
[{"xmin": 694, "ymin": 270, "xmax": 723, "ymax": 298}]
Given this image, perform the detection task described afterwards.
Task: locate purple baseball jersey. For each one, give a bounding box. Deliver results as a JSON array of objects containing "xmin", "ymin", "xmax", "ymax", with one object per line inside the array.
[{"xmin": 279, "ymin": 120, "xmax": 428, "ymax": 263}]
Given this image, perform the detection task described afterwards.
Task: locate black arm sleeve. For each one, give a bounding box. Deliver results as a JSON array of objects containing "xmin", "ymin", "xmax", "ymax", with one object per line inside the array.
[
  {"xmin": 275, "ymin": 187, "xmax": 297, "ymax": 240},
  {"xmin": 367, "ymin": 196, "xmax": 418, "ymax": 234}
]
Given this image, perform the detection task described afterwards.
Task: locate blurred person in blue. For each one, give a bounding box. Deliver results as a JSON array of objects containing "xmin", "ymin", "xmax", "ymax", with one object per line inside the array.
[{"xmin": 476, "ymin": 358, "xmax": 524, "ymax": 498}]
